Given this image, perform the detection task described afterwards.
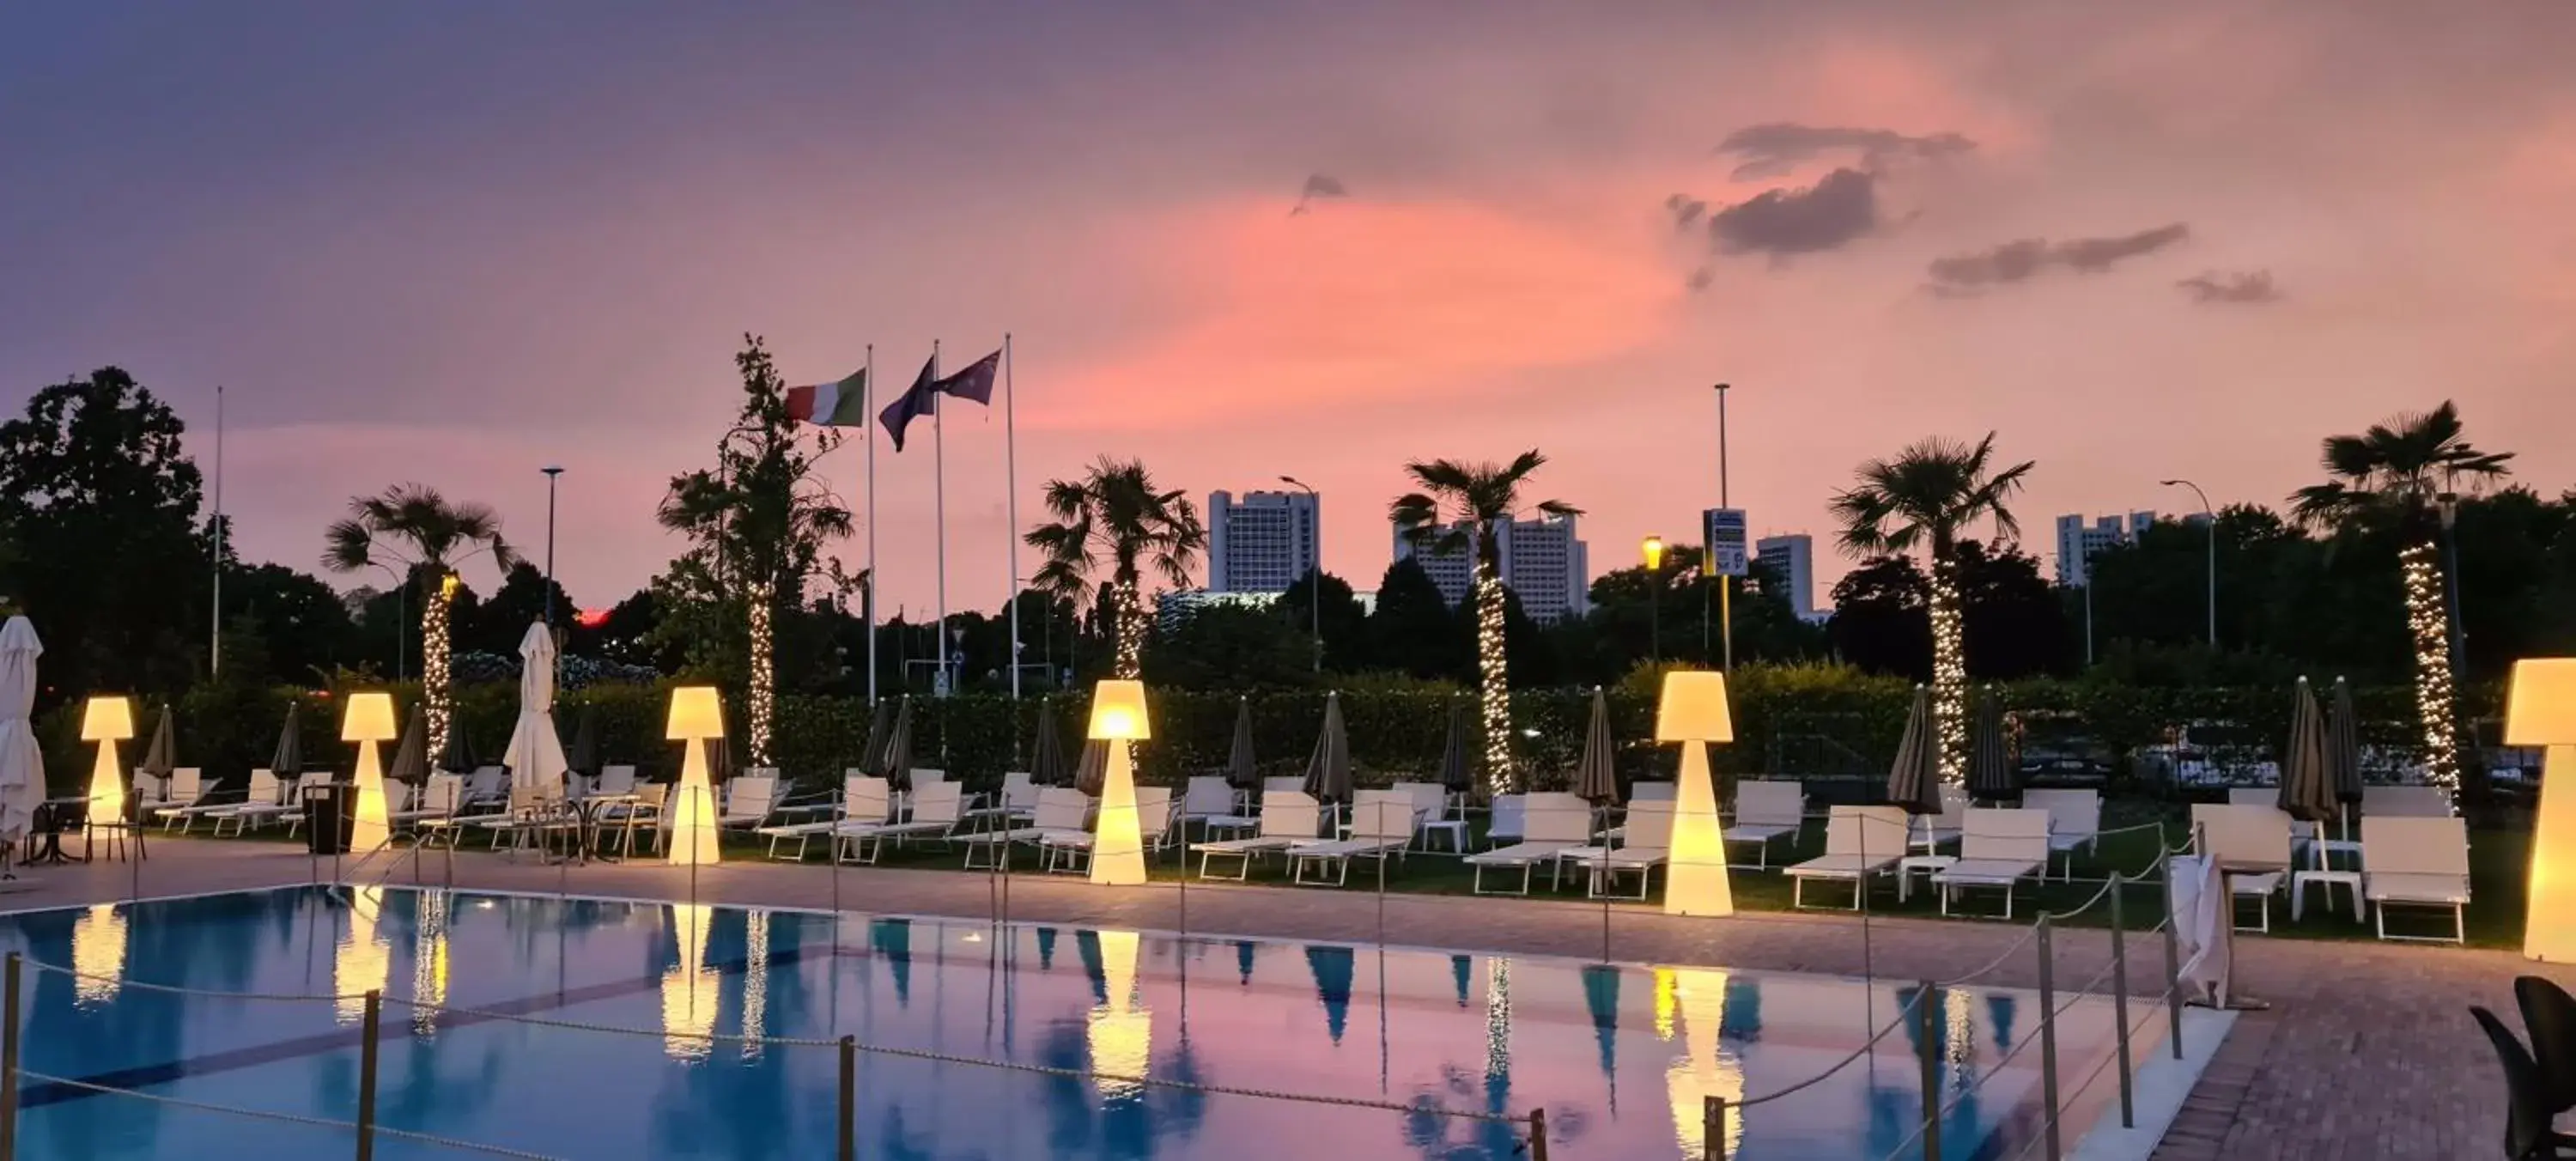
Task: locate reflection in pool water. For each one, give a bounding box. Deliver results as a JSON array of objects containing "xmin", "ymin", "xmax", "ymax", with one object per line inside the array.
[{"xmin": 0, "ymin": 887, "xmax": 2143, "ymax": 1159}]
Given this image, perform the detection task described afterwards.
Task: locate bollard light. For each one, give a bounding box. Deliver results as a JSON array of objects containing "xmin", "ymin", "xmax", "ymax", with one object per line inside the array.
[
  {"xmin": 665, "ymin": 687, "xmax": 726, "ymax": 866},
  {"xmin": 1656, "ymin": 671, "xmax": 1735, "ymax": 917},
  {"xmin": 1086, "ymin": 680, "xmax": 1151, "ymax": 886},
  {"xmin": 342, "ymin": 691, "xmax": 398, "ymax": 853},
  {"xmin": 2507, "ymin": 659, "xmax": 2576, "ymax": 963}
]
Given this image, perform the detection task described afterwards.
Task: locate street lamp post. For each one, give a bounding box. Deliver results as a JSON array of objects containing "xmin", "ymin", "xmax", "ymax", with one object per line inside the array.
[
  {"xmin": 1642, "ymin": 535, "xmax": 1666, "ymax": 665},
  {"xmin": 541, "ymin": 465, "xmax": 563, "ymax": 627},
  {"xmin": 2160, "ymin": 478, "xmax": 2217, "ymax": 649},
  {"xmin": 1279, "ymin": 475, "xmax": 1322, "ymax": 673}
]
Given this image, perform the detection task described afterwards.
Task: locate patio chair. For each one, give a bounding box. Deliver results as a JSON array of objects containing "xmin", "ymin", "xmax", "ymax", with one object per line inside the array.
[
  {"xmin": 1288, "ymin": 790, "xmax": 1419, "ymax": 887},
  {"xmin": 596, "ymin": 783, "xmax": 667, "ymax": 858},
  {"xmin": 2021, "ymin": 788, "xmax": 2102, "ymax": 881},
  {"xmin": 594, "ymin": 764, "xmax": 637, "ymax": 797},
  {"xmin": 1194, "ymin": 792, "xmax": 1322, "ymax": 880},
  {"xmin": 1557, "ymin": 800, "xmax": 1674, "ymax": 900},
  {"xmin": 2515, "ymin": 976, "xmax": 2576, "ymax": 1118},
  {"xmin": 1461, "ymin": 793, "xmax": 1592, "ymax": 896},
  {"xmin": 1933, "ymin": 807, "xmax": 2053, "ymax": 919},
  {"xmin": 2361, "ymin": 815, "xmax": 2471, "ymax": 944},
  {"xmin": 717, "ymin": 774, "xmax": 780, "ymax": 830},
  {"xmin": 1485, "ymin": 794, "xmax": 1528, "ymax": 847},
  {"xmin": 2190, "ymin": 803, "xmax": 2294, "ymax": 933},
  {"xmin": 2361, "ymin": 784, "xmax": 2453, "ymax": 819},
  {"xmin": 2470, "ymin": 1006, "xmax": 2576, "ymax": 1160},
  {"xmin": 1785, "ymin": 805, "xmax": 1911, "ymax": 910},
  {"xmin": 1722, "ymin": 779, "xmax": 1806, "ymax": 870},
  {"xmin": 1910, "ymin": 785, "xmax": 1969, "ymax": 852},
  {"xmin": 1042, "ymin": 787, "xmax": 1178, "ymax": 874}
]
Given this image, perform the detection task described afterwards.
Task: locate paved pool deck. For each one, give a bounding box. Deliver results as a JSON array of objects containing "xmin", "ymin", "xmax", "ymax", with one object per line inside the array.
[{"xmin": 0, "ymin": 837, "xmax": 2558, "ymax": 1159}]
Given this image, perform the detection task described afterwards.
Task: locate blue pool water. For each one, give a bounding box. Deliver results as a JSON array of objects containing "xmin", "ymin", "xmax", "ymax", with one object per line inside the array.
[{"xmin": 0, "ymin": 888, "xmax": 2142, "ymax": 1159}]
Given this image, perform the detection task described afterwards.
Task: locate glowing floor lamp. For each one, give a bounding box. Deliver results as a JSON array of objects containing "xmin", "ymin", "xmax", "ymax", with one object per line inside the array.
[
  {"xmin": 80, "ymin": 695, "xmax": 134, "ymax": 827},
  {"xmin": 1656, "ymin": 670, "xmax": 1735, "ymax": 917},
  {"xmin": 343, "ymin": 691, "xmax": 397, "ymax": 853},
  {"xmin": 1088, "ymin": 679, "xmax": 1151, "ymax": 886},
  {"xmin": 2508, "ymin": 659, "xmax": 2576, "ymax": 963},
  {"xmin": 665, "ymin": 686, "xmax": 725, "ymax": 866}
]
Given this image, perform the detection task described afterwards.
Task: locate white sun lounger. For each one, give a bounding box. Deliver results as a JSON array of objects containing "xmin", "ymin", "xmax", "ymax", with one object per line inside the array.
[
  {"xmin": 1558, "ymin": 800, "xmax": 1675, "ymax": 900},
  {"xmin": 1194, "ymin": 792, "xmax": 1321, "ymax": 880},
  {"xmin": 268, "ymin": 772, "xmax": 340, "ymax": 836},
  {"xmin": 715, "ymin": 775, "xmax": 779, "ymax": 830},
  {"xmin": 391, "ymin": 773, "xmax": 463, "ymax": 831},
  {"xmin": 833, "ymin": 781, "xmax": 963, "ymax": 862},
  {"xmin": 2229, "ymin": 787, "xmax": 2318, "ymax": 847},
  {"xmin": 1485, "ymin": 794, "xmax": 1528, "ymax": 847},
  {"xmin": 963, "ymin": 788, "xmax": 1094, "ymax": 869},
  {"xmin": 2020, "ymin": 788, "xmax": 2101, "ymax": 881},
  {"xmin": 2361, "ymin": 815, "xmax": 2471, "ymax": 944},
  {"xmin": 2361, "ymin": 784, "xmax": 2452, "ymax": 819},
  {"xmin": 1288, "ymin": 791, "xmax": 1418, "ymax": 887},
  {"xmin": 1629, "ymin": 781, "xmax": 1677, "ymax": 803},
  {"xmin": 1181, "ymin": 775, "xmax": 1253, "ymax": 838},
  {"xmin": 195, "ymin": 769, "xmax": 280, "ymax": 836},
  {"xmin": 758, "ymin": 775, "xmax": 888, "ymax": 860},
  {"xmin": 1042, "ymin": 787, "xmax": 1178, "ymax": 874},
  {"xmin": 2190, "ymin": 803, "xmax": 2293, "ymax": 933},
  {"xmin": 1722, "ymin": 780, "xmax": 1806, "ymax": 870},
  {"xmin": 1786, "ymin": 806, "xmax": 1912, "ymax": 909},
  {"xmin": 1910, "ymin": 786, "xmax": 1969, "ymax": 852},
  {"xmin": 1933, "ymin": 807, "xmax": 2053, "ymax": 918},
  {"xmin": 1461, "ymin": 793, "xmax": 1592, "ymax": 895},
  {"xmin": 158, "ymin": 769, "xmax": 261, "ymax": 833}
]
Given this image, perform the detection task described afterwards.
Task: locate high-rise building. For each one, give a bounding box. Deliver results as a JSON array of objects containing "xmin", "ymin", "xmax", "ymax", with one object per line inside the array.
[
  {"xmin": 1390, "ymin": 513, "xmax": 1591, "ymax": 623},
  {"xmin": 1206, "ymin": 489, "xmax": 1321, "ymax": 593},
  {"xmin": 2054, "ymin": 511, "xmax": 2160, "ymax": 586},
  {"xmin": 1754, "ymin": 533, "xmax": 1818, "ymax": 622}
]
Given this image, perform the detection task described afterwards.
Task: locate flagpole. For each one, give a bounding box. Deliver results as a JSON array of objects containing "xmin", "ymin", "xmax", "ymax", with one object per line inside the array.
[
  {"xmin": 210, "ymin": 383, "xmax": 224, "ymax": 678},
  {"xmin": 933, "ymin": 340, "xmax": 948, "ymax": 697},
  {"xmin": 1005, "ymin": 333, "xmax": 1021, "ymax": 704},
  {"xmin": 865, "ymin": 343, "xmax": 878, "ymax": 706}
]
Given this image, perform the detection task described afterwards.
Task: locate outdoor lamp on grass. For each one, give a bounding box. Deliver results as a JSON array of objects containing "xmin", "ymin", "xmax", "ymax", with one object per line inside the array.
[
  {"xmin": 342, "ymin": 691, "xmax": 398, "ymax": 853},
  {"xmin": 1087, "ymin": 679, "xmax": 1151, "ymax": 886},
  {"xmin": 2507, "ymin": 658, "xmax": 2576, "ymax": 963},
  {"xmin": 665, "ymin": 686, "xmax": 726, "ymax": 866},
  {"xmin": 80, "ymin": 695, "xmax": 134, "ymax": 824},
  {"xmin": 1656, "ymin": 670, "xmax": 1735, "ymax": 917}
]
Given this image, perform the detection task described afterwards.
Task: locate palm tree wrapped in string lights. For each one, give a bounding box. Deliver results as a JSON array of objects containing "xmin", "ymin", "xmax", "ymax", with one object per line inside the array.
[
  {"xmin": 325, "ymin": 484, "xmax": 516, "ymax": 762},
  {"xmin": 1025, "ymin": 457, "xmax": 1206, "ymax": 680}
]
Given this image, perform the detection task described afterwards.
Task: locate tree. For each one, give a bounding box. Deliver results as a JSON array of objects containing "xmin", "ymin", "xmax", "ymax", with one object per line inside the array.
[
  {"xmin": 1276, "ymin": 569, "xmax": 1369, "ymax": 672},
  {"xmin": 1827, "ymin": 556, "xmax": 1931, "ymax": 678},
  {"xmin": 655, "ymin": 336, "xmax": 854, "ymax": 761},
  {"xmin": 1954, "ymin": 541, "xmax": 2069, "ymax": 679},
  {"xmin": 1390, "ymin": 450, "xmax": 1579, "ymax": 792},
  {"xmin": 1365, "ymin": 559, "xmax": 1464, "ymax": 679},
  {"xmin": 324, "ymin": 483, "xmax": 516, "ymax": 760},
  {"xmin": 1829, "ymin": 434, "xmax": 2035, "ymax": 785},
  {"xmin": 463, "ymin": 561, "xmax": 572, "ymax": 657},
  {"xmin": 2290, "ymin": 399, "xmax": 2511, "ymax": 797},
  {"xmin": 221, "ymin": 562, "xmax": 359, "ymax": 684},
  {"xmin": 0, "ymin": 368, "xmax": 209, "ymax": 702},
  {"xmin": 1024, "ymin": 457, "xmax": 1206, "ymax": 680},
  {"xmin": 1144, "ymin": 604, "xmax": 1315, "ymax": 690}
]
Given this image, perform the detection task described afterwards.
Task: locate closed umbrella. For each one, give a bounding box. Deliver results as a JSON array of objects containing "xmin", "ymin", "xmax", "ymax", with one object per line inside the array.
[
  {"xmin": 1966, "ymin": 687, "xmax": 2016, "ymax": 802},
  {"xmin": 1030, "ymin": 697, "xmax": 1070, "ymax": 787},
  {"xmin": 387, "ymin": 703, "xmax": 429, "ymax": 785},
  {"xmin": 137, "ymin": 705, "xmax": 176, "ymax": 782},
  {"xmin": 1302, "ymin": 691, "xmax": 1352, "ymax": 805},
  {"xmin": 272, "ymin": 701, "xmax": 305, "ymax": 776},
  {"xmin": 1225, "ymin": 697, "xmax": 1259, "ymax": 793},
  {"xmin": 1573, "ymin": 687, "xmax": 1618, "ymax": 804},
  {"xmin": 434, "ymin": 710, "xmax": 475, "ymax": 775},
  {"xmin": 1073, "ymin": 739, "xmax": 1108, "ymax": 797},
  {"xmin": 856, "ymin": 700, "xmax": 893, "ymax": 781},
  {"xmin": 1436, "ymin": 700, "xmax": 1471, "ymax": 794},
  {"xmin": 567, "ymin": 703, "xmax": 602, "ymax": 781},
  {"xmin": 503, "ymin": 621, "xmax": 570, "ymax": 801},
  {"xmin": 2276, "ymin": 678, "xmax": 2335, "ymax": 824},
  {"xmin": 1886, "ymin": 685, "xmax": 1941, "ymax": 816},
  {"xmin": 877, "ymin": 696, "xmax": 914, "ymax": 791},
  {"xmin": 0, "ymin": 617, "xmax": 46, "ymax": 847},
  {"xmin": 2327, "ymin": 676, "xmax": 2363, "ymax": 815}
]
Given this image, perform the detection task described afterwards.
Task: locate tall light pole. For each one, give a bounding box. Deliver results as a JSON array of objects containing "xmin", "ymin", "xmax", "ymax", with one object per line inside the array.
[
  {"xmin": 2160, "ymin": 478, "xmax": 2216, "ymax": 648},
  {"xmin": 1714, "ymin": 382, "xmax": 1733, "ymax": 672},
  {"xmin": 1642, "ymin": 535, "xmax": 1666, "ymax": 664},
  {"xmin": 541, "ymin": 465, "xmax": 563, "ymax": 628},
  {"xmin": 1280, "ymin": 475, "xmax": 1322, "ymax": 673}
]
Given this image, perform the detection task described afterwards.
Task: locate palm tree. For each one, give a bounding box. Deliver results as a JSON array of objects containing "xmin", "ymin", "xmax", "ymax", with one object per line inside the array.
[
  {"xmin": 324, "ymin": 483, "xmax": 515, "ymax": 760},
  {"xmin": 1391, "ymin": 450, "xmax": 1578, "ymax": 793},
  {"xmin": 1828, "ymin": 434, "xmax": 2033, "ymax": 785},
  {"xmin": 1025, "ymin": 457, "xmax": 1206, "ymax": 679},
  {"xmin": 2290, "ymin": 400, "xmax": 2511, "ymax": 797}
]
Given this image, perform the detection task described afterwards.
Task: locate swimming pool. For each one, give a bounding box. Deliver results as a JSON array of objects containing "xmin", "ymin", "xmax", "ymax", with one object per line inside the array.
[{"xmin": 0, "ymin": 888, "xmax": 2148, "ymax": 1159}]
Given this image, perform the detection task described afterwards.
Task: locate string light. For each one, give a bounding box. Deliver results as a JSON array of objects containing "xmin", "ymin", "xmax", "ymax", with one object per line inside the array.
[
  {"xmin": 423, "ymin": 572, "xmax": 458, "ymax": 762},
  {"xmin": 1929, "ymin": 562, "xmax": 1968, "ymax": 786},
  {"xmin": 2401, "ymin": 543, "xmax": 2462, "ymax": 796},
  {"xmin": 1115, "ymin": 581, "xmax": 1147, "ymax": 680},
  {"xmin": 746, "ymin": 580, "xmax": 775, "ymax": 767},
  {"xmin": 1475, "ymin": 568, "xmax": 1512, "ymax": 792}
]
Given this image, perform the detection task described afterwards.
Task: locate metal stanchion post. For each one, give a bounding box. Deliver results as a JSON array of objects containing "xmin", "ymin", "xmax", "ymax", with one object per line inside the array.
[
  {"xmin": 1918, "ymin": 982, "xmax": 1943, "ymax": 1161},
  {"xmin": 1704, "ymin": 1095, "xmax": 1727, "ymax": 1161},
  {"xmin": 2160, "ymin": 852, "xmax": 2184, "ymax": 1060},
  {"xmin": 838, "ymin": 1035, "xmax": 856, "ymax": 1161},
  {"xmin": 355, "ymin": 989, "xmax": 382, "ymax": 1161},
  {"xmin": 1528, "ymin": 1108, "xmax": 1549, "ymax": 1161},
  {"xmin": 2, "ymin": 953, "xmax": 21, "ymax": 1161},
  {"xmin": 2037, "ymin": 916, "xmax": 2062, "ymax": 1161},
  {"xmin": 2109, "ymin": 872, "xmax": 2135, "ymax": 1128}
]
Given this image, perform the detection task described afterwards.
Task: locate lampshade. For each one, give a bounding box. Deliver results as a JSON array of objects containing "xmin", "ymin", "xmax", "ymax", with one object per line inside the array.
[
  {"xmin": 1642, "ymin": 535, "xmax": 1666, "ymax": 571},
  {"xmin": 80, "ymin": 696, "xmax": 134, "ymax": 743},
  {"xmin": 1088, "ymin": 680, "xmax": 1151, "ymax": 741},
  {"xmin": 1655, "ymin": 671, "xmax": 1734, "ymax": 743},
  {"xmin": 2506, "ymin": 660, "xmax": 2576, "ymax": 746},
  {"xmin": 341, "ymin": 691, "xmax": 398, "ymax": 743},
  {"xmin": 666, "ymin": 686, "xmax": 726, "ymax": 741}
]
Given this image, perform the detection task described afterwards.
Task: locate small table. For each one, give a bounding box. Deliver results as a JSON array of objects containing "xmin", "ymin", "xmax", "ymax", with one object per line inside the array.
[
  {"xmin": 2293, "ymin": 869, "xmax": 2365, "ymax": 922},
  {"xmin": 1897, "ymin": 855, "xmax": 1955, "ymax": 904},
  {"xmin": 572, "ymin": 794, "xmax": 641, "ymax": 863},
  {"xmin": 27, "ymin": 797, "xmax": 96, "ymax": 866}
]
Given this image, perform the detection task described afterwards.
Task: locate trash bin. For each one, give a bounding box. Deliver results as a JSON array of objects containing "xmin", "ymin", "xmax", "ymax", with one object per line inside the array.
[{"xmin": 304, "ymin": 782, "xmax": 353, "ymax": 855}]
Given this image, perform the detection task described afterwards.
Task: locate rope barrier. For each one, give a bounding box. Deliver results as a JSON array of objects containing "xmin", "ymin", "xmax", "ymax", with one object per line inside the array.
[
  {"xmin": 15, "ymin": 1068, "xmax": 563, "ymax": 1160},
  {"xmin": 19, "ymin": 958, "xmax": 368, "ymax": 1004},
  {"xmin": 1733, "ymin": 993, "xmax": 1924, "ymax": 1109}
]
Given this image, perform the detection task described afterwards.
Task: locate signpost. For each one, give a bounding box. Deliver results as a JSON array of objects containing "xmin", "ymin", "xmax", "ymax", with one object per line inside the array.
[{"xmin": 1704, "ymin": 507, "xmax": 1747, "ymax": 671}]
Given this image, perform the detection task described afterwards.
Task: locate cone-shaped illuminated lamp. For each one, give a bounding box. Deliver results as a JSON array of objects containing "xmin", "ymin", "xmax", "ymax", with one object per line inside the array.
[
  {"xmin": 80, "ymin": 696, "xmax": 134, "ymax": 826},
  {"xmin": 1656, "ymin": 671, "xmax": 1735, "ymax": 917},
  {"xmin": 2508, "ymin": 659, "xmax": 2576, "ymax": 963},
  {"xmin": 665, "ymin": 687, "xmax": 725, "ymax": 866},
  {"xmin": 342, "ymin": 691, "xmax": 398, "ymax": 852},
  {"xmin": 1087, "ymin": 679, "xmax": 1151, "ymax": 886}
]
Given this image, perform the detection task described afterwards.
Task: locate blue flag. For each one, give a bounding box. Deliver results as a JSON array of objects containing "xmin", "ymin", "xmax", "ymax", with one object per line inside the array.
[
  {"xmin": 933, "ymin": 350, "xmax": 1001, "ymax": 404},
  {"xmin": 877, "ymin": 356, "xmax": 939, "ymax": 452}
]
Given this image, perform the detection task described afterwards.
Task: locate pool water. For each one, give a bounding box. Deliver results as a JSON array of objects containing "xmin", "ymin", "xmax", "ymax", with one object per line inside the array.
[{"xmin": 0, "ymin": 888, "xmax": 2146, "ymax": 1159}]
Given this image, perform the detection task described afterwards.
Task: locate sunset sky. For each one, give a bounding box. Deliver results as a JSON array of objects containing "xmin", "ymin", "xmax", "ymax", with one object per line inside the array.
[{"xmin": 7, "ymin": 2, "xmax": 2572, "ymax": 616}]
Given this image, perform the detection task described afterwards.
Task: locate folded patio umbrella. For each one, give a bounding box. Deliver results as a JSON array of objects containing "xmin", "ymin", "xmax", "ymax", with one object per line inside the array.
[
  {"xmin": 137, "ymin": 704, "xmax": 176, "ymax": 782},
  {"xmin": 1886, "ymin": 685, "xmax": 1941, "ymax": 816},
  {"xmin": 2276, "ymin": 677, "xmax": 2336, "ymax": 824},
  {"xmin": 566, "ymin": 703, "xmax": 601, "ymax": 781},
  {"xmin": 855, "ymin": 699, "xmax": 892, "ymax": 780},
  {"xmin": 1573, "ymin": 687, "xmax": 1618, "ymax": 804},
  {"xmin": 1029, "ymin": 697, "xmax": 1070, "ymax": 787},
  {"xmin": 502, "ymin": 621, "xmax": 570, "ymax": 800},
  {"xmin": 877, "ymin": 696, "xmax": 914, "ymax": 791},
  {"xmin": 1302, "ymin": 691, "xmax": 1352, "ymax": 804},
  {"xmin": 1436, "ymin": 700, "xmax": 1471, "ymax": 794},
  {"xmin": 272, "ymin": 700, "xmax": 304, "ymax": 775},
  {"xmin": 1225, "ymin": 697, "xmax": 1259, "ymax": 792},
  {"xmin": 0, "ymin": 617, "xmax": 46, "ymax": 845},
  {"xmin": 387, "ymin": 703, "xmax": 429, "ymax": 785},
  {"xmin": 1073, "ymin": 739, "xmax": 1108, "ymax": 797},
  {"xmin": 2327, "ymin": 676, "xmax": 2364, "ymax": 811},
  {"xmin": 1966, "ymin": 687, "xmax": 2016, "ymax": 802}
]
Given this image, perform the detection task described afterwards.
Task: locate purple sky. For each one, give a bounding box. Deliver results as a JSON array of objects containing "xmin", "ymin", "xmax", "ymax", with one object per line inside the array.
[{"xmin": 7, "ymin": 2, "xmax": 2572, "ymax": 614}]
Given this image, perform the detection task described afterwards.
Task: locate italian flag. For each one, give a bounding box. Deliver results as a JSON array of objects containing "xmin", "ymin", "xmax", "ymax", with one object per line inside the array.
[{"xmin": 785, "ymin": 368, "xmax": 869, "ymax": 427}]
